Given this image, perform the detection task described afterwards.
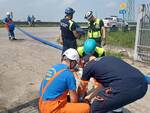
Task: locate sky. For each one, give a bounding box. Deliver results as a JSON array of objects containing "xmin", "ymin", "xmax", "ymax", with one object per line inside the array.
[{"xmin": 0, "ymin": 0, "xmax": 149, "ymax": 22}]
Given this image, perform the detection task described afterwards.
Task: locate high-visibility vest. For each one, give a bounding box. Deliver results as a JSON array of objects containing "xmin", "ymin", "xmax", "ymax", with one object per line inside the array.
[
  {"xmin": 69, "ymin": 20, "xmax": 74, "ymax": 31},
  {"xmin": 87, "ymin": 18, "xmax": 102, "ymax": 38},
  {"xmin": 77, "ymin": 46, "xmax": 84, "ymax": 57},
  {"xmin": 95, "ymin": 47, "xmax": 105, "ymax": 57},
  {"xmin": 77, "ymin": 46, "xmax": 105, "ymax": 57}
]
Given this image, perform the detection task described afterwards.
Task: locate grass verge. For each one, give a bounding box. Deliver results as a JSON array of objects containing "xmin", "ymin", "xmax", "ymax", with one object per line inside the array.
[{"xmin": 107, "ymin": 30, "xmax": 136, "ymax": 48}]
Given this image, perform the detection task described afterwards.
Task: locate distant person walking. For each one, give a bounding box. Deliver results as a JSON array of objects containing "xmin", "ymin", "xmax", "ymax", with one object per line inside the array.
[
  {"xmin": 10, "ymin": 11, "xmax": 13, "ymax": 19},
  {"xmin": 31, "ymin": 15, "xmax": 35, "ymax": 26},
  {"xmin": 60, "ymin": 7, "xmax": 81, "ymax": 53},
  {"xmin": 3, "ymin": 12, "xmax": 16, "ymax": 40},
  {"xmin": 27, "ymin": 15, "xmax": 32, "ymax": 26}
]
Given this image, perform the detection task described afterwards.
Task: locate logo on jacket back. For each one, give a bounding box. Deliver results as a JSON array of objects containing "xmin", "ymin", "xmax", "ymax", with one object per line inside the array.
[
  {"xmin": 60, "ymin": 22, "xmax": 68, "ymax": 28},
  {"xmin": 45, "ymin": 68, "xmax": 56, "ymax": 80}
]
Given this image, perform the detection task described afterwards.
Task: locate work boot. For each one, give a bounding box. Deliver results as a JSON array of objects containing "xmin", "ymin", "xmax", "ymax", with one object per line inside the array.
[
  {"xmin": 9, "ymin": 37, "xmax": 11, "ymax": 40},
  {"xmin": 112, "ymin": 107, "xmax": 123, "ymax": 113},
  {"xmin": 12, "ymin": 38, "xmax": 17, "ymax": 40},
  {"xmin": 113, "ymin": 112, "xmax": 123, "ymax": 113}
]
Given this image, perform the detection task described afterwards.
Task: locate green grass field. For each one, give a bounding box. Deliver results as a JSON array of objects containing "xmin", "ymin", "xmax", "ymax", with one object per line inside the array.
[
  {"xmin": 76, "ymin": 30, "xmax": 136, "ymax": 48},
  {"xmin": 107, "ymin": 30, "xmax": 136, "ymax": 48},
  {"xmin": 76, "ymin": 30, "xmax": 136, "ymax": 58}
]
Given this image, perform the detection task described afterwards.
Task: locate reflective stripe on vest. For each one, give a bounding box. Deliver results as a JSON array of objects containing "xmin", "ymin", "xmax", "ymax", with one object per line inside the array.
[
  {"xmin": 69, "ymin": 20, "xmax": 74, "ymax": 31},
  {"xmin": 88, "ymin": 18, "xmax": 101, "ymax": 38},
  {"xmin": 77, "ymin": 46, "xmax": 104, "ymax": 57},
  {"xmin": 77, "ymin": 46, "xmax": 84, "ymax": 57},
  {"xmin": 95, "ymin": 47, "xmax": 104, "ymax": 57}
]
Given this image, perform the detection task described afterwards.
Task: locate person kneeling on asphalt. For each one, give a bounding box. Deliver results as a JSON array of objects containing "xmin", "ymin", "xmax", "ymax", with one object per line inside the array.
[
  {"xmin": 77, "ymin": 39, "xmax": 105, "ymax": 58},
  {"xmin": 77, "ymin": 39, "xmax": 123, "ymax": 112},
  {"xmin": 77, "ymin": 39, "xmax": 105, "ymax": 90},
  {"xmin": 78, "ymin": 55, "xmax": 148, "ymax": 113},
  {"xmin": 39, "ymin": 48, "xmax": 90, "ymax": 113}
]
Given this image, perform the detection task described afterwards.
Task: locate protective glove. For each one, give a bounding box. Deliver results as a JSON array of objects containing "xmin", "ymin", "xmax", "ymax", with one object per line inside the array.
[
  {"xmin": 59, "ymin": 37, "xmax": 64, "ymax": 45},
  {"xmin": 76, "ymin": 28, "xmax": 85, "ymax": 36},
  {"xmin": 101, "ymin": 38, "xmax": 106, "ymax": 47},
  {"xmin": 60, "ymin": 41, "xmax": 63, "ymax": 45}
]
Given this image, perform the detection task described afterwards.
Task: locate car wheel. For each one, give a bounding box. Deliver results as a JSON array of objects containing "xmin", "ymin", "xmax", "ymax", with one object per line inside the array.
[{"xmin": 111, "ymin": 25, "xmax": 118, "ymax": 32}]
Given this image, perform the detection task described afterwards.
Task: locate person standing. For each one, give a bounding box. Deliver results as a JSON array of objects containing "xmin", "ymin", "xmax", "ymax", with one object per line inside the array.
[
  {"xmin": 27, "ymin": 15, "xmax": 31, "ymax": 26},
  {"xmin": 10, "ymin": 11, "xmax": 13, "ymax": 19},
  {"xmin": 85, "ymin": 11, "xmax": 106, "ymax": 47},
  {"xmin": 60, "ymin": 7, "xmax": 81, "ymax": 53},
  {"xmin": 31, "ymin": 15, "xmax": 35, "ymax": 26},
  {"xmin": 3, "ymin": 12, "xmax": 16, "ymax": 40}
]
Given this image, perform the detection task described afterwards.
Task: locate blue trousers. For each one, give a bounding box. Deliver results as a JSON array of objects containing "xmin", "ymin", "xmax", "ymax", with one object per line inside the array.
[
  {"xmin": 62, "ymin": 39, "xmax": 77, "ymax": 53},
  {"xmin": 91, "ymin": 81, "xmax": 148, "ymax": 113},
  {"xmin": 8, "ymin": 30, "xmax": 15, "ymax": 38}
]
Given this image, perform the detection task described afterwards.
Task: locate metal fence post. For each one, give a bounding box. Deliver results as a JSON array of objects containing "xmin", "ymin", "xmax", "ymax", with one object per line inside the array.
[{"xmin": 134, "ymin": 4, "xmax": 145, "ymax": 61}]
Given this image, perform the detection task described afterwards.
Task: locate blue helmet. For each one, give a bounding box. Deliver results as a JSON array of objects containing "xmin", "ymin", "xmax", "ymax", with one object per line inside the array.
[
  {"xmin": 84, "ymin": 39, "xmax": 96, "ymax": 55},
  {"xmin": 65, "ymin": 7, "xmax": 75, "ymax": 15}
]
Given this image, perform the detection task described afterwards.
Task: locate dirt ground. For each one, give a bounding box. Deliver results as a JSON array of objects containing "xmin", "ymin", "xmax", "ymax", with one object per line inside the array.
[{"xmin": 0, "ymin": 27, "xmax": 150, "ymax": 113}]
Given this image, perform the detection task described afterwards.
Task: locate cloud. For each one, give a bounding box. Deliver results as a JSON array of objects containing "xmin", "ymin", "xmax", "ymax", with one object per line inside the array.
[
  {"xmin": 63, "ymin": 0, "xmax": 75, "ymax": 5},
  {"xmin": 106, "ymin": 1, "xmax": 116, "ymax": 8}
]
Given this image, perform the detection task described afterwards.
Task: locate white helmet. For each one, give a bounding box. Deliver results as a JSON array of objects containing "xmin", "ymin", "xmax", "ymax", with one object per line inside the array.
[
  {"xmin": 6, "ymin": 12, "xmax": 10, "ymax": 16},
  {"xmin": 63, "ymin": 48, "xmax": 79, "ymax": 62},
  {"xmin": 85, "ymin": 11, "xmax": 93, "ymax": 20}
]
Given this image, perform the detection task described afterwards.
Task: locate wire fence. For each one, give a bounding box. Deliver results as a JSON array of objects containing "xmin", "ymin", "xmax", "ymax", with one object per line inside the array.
[{"xmin": 134, "ymin": 4, "xmax": 150, "ymax": 63}]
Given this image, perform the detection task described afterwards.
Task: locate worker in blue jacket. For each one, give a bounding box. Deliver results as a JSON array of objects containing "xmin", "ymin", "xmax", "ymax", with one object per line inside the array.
[
  {"xmin": 78, "ymin": 55, "xmax": 148, "ymax": 113},
  {"xmin": 3, "ymin": 12, "xmax": 16, "ymax": 40},
  {"xmin": 60, "ymin": 7, "xmax": 82, "ymax": 53}
]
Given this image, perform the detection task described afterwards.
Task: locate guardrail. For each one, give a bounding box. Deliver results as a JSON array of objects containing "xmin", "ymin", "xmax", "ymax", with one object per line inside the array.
[
  {"xmin": 0, "ymin": 21, "xmax": 136, "ymax": 29},
  {"xmin": 0, "ymin": 21, "xmax": 88, "ymax": 27}
]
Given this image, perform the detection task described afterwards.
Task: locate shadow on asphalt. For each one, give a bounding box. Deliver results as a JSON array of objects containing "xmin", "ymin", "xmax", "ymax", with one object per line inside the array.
[
  {"xmin": 0, "ymin": 97, "xmax": 133, "ymax": 113},
  {"xmin": 11, "ymin": 39, "xmax": 26, "ymax": 42},
  {"xmin": 0, "ymin": 98, "xmax": 39, "ymax": 113}
]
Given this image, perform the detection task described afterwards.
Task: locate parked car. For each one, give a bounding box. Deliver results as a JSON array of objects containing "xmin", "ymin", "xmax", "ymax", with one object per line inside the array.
[{"xmin": 103, "ymin": 16, "xmax": 128, "ymax": 30}]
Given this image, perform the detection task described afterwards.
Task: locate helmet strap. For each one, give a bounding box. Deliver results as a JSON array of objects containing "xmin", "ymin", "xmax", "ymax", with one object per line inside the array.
[
  {"xmin": 70, "ymin": 60, "xmax": 77, "ymax": 69},
  {"xmin": 62, "ymin": 55, "xmax": 77, "ymax": 69},
  {"xmin": 65, "ymin": 15, "xmax": 73, "ymax": 20}
]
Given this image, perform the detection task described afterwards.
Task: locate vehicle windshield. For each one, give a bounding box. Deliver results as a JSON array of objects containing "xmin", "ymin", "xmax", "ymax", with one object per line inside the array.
[{"xmin": 104, "ymin": 17, "xmax": 113, "ymax": 20}]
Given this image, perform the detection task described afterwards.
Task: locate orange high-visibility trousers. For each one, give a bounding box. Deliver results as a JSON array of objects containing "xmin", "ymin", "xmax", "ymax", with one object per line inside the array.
[
  {"xmin": 60, "ymin": 102, "xmax": 90, "ymax": 113},
  {"xmin": 39, "ymin": 92, "xmax": 90, "ymax": 113},
  {"xmin": 39, "ymin": 69, "xmax": 90, "ymax": 113}
]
